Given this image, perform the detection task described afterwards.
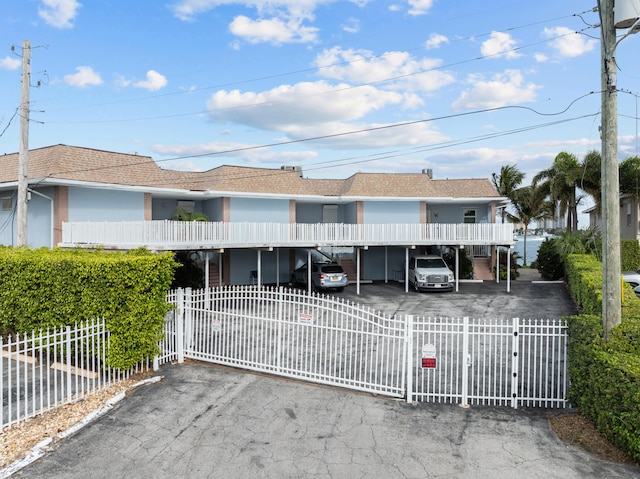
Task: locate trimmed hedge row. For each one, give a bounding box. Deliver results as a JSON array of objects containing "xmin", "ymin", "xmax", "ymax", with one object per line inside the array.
[
  {"xmin": 0, "ymin": 247, "xmax": 177, "ymax": 369},
  {"xmin": 565, "ymin": 254, "xmax": 640, "ymax": 462}
]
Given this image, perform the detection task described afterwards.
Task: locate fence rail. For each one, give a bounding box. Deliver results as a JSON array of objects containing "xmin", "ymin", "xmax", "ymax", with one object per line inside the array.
[
  {"xmin": 61, "ymin": 221, "xmax": 515, "ymax": 250},
  {"xmin": 1, "ymin": 319, "xmax": 142, "ymax": 429},
  {"xmin": 162, "ymin": 286, "xmax": 568, "ymax": 409}
]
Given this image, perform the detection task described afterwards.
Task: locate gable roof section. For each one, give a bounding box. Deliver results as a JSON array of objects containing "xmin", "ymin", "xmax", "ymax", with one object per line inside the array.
[
  {"xmin": 0, "ymin": 144, "xmax": 172, "ymax": 187},
  {"xmin": 0, "ymin": 144, "xmax": 502, "ymax": 200},
  {"xmin": 431, "ymin": 178, "xmax": 502, "ymax": 198}
]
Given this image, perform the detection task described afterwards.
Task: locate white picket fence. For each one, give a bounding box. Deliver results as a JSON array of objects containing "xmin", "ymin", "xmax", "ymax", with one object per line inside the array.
[
  {"xmin": 161, "ymin": 286, "xmax": 568, "ymax": 409},
  {"xmin": 1, "ymin": 319, "xmax": 142, "ymax": 429}
]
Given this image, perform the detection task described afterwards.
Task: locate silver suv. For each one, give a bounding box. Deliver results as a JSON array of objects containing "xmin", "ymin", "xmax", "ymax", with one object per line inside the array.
[
  {"xmin": 291, "ymin": 262, "xmax": 348, "ymax": 292},
  {"xmin": 408, "ymin": 255, "xmax": 454, "ymax": 292}
]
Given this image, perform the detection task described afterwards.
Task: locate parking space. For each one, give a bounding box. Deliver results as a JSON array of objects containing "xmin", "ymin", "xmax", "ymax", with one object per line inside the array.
[{"xmin": 338, "ymin": 276, "xmax": 578, "ymax": 320}]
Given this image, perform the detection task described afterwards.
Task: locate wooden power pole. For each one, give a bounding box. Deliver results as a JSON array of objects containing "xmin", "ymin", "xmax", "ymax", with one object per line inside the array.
[{"xmin": 17, "ymin": 39, "xmax": 31, "ymax": 246}]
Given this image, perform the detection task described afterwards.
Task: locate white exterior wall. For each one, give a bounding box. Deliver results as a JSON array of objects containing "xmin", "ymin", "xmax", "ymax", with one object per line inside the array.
[
  {"xmin": 230, "ymin": 197, "xmax": 290, "ymax": 223},
  {"xmin": 0, "ymin": 187, "xmax": 54, "ymax": 249},
  {"xmin": 363, "ymin": 201, "xmax": 420, "ymax": 224},
  {"xmin": 68, "ymin": 188, "xmax": 145, "ymax": 222},
  {"xmin": 428, "ymin": 203, "xmax": 491, "ymax": 224}
]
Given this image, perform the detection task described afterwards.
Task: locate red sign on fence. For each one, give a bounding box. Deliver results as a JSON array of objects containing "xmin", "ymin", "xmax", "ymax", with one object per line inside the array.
[{"xmin": 422, "ymin": 344, "xmax": 437, "ymax": 369}]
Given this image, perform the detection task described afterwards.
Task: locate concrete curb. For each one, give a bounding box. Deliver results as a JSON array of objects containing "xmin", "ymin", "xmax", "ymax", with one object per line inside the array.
[{"xmin": 0, "ymin": 376, "xmax": 163, "ymax": 479}]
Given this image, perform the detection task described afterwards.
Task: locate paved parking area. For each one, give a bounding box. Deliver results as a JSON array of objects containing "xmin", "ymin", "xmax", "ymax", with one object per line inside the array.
[
  {"xmin": 340, "ymin": 275, "xmax": 578, "ymax": 320},
  {"xmin": 11, "ymin": 277, "xmax": 640, "ymax": 479}
]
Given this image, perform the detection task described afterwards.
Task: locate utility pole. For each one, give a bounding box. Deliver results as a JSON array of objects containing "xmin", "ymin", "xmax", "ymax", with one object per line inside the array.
[
  {"xmin": 17, "ymin": 39, "xmax": 31, "ymax": 246},
  {"xmin": 600, "ymin": 0, "xmax": 640, "ymax": 340}
]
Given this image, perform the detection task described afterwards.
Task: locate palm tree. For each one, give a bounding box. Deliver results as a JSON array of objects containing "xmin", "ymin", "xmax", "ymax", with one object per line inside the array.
[
  {"xmin": 579, "ymin": 150, "xmax": 602, "ymax": 214},
  {"xmin": 619, "ymin": 156, "xmax": 640, "ymax": 198},
  {"xmin": 533, "ymin": 152, "xmax": 581, "ymax": 232},
  {"xmin": 491, "ymin": 165, "xmax": 525, "ymax": 223},
  {"xmin": 508, "ymin": 184, "xmax": 554, "ymax": 266}
]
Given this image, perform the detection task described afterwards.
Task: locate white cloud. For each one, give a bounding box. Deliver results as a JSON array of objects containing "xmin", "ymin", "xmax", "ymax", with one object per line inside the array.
[
  {"xmin": 452, "ymin": 70, "xmax": 540, "ymax": 110},
  {"xmin": 0, "ymin": 56, "xmax": 21, "ymax": 70},
  {"xmin": 425, "ymin": 33, "xmax": 449, "ymax": 50},
  {"xmin": 342, "ymin": 17, "xmax": 360, "ymax": 34},
  {"xmin": 151, "ymin": 141, "xmax": 318, "ymax": 169},
  {"xmin": 481, "ymin": 31, "xmax": 521, "ymax": 60},
  {"xmin": 534, "ymin": 52, "xmax": 549, "ymax": 63},
  {"xmin": 64, "ymin": 66, "xmax": 102, "ymax": 87},
  {"xmin": 206, "ymin": 81, "xmax": 402, "ymax": 129},
  {"xmin": 133, "ymin": 70, "xmax": 168, "ymax": 91},
  {"xmin": 313, "ymin": 47, "xmax": 454, "ymax": 96},
  {"xmin": 38, "ymin": 0, "xmax": 81, "ymax": 29},
  {"xmin": 407, "ymin": 0, "xmax": 434, "ymax": 16},
  {"xmin": 204, "ymin": 80, "xmax": 447, "ymax": 149},
  {"xmin": 229, "ymin": 15, "xmax": 318, "ymax": 44},
  {"xmin": 543, "ymin": 26, "xmax": 597, "ymax": 58}
]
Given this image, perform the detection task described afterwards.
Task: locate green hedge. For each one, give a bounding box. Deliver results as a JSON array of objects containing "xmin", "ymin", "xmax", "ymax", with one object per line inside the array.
[
  {"xmin": 621, "ymin": 239, "xmax": 640, "ymax": 271},
  {"xmin": 0, "ymin": 247, "xmax": 177, "ymax": 369},
  {"xmin": 565, "ymin": 254, "xmax": 640, "ymax": 463}
]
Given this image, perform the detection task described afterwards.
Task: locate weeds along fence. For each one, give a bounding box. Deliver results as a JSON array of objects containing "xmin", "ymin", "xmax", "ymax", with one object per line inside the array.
[{"xmin": 0, "ymin": 319, "xmax": 145, "ymax": 429}]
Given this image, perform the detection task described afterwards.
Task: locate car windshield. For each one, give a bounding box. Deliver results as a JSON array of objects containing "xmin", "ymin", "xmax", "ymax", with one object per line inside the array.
[{"xmin": 416, "ymin": 258, "xmax": 446, "ymax": 268}]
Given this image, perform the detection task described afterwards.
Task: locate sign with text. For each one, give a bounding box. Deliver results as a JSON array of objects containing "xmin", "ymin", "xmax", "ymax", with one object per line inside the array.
[{"xmin": 422, "ymin": 343, "xmax": 437, "ymax": 369}]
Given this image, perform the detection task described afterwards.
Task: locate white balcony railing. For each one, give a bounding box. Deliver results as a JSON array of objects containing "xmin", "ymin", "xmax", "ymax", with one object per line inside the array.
[{"xmin": 61, "ymin": 221, "xmax": 515, "ymax": 250}]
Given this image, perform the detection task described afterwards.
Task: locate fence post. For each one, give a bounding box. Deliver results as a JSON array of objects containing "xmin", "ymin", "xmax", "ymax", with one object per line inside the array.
[
  {"xmin": 176, "ymin": 289, "xmax": 185, "ymax": 364},
  {"xmin": 461, "ymin": 316, "xmax": 470, "ymax": 407},
  {"xmin": 405, "ymin": 315, "xmax": 413, "ymax": 403},
  {"xmin": 184, "ymin": 287, "xmax": 193, "ymax": 358},
  {"xmin": 66, "ymin": 325, "xmax": 72, "ymax": 403},
  {"xmin": 277, "ymin": 287, "xmax": 283, "ymax": 372},
  {"xmin": 511, "ymin": 317, "xmax": 520, "ymax": 409}
]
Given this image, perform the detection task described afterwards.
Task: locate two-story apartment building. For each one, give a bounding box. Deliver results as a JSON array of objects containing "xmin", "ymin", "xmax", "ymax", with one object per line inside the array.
[{"xmin": 0, "ymin": 144, "xmax": 513, "ymax": 288}]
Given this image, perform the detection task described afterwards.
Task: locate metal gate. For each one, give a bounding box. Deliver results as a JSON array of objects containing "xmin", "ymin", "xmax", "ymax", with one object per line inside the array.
[
  {"xmin": 161, "ymin": 287, "xmax": 568, "ymax": 408},
  {"xmin": 408, "ymin": 316, "xmax": 568, "ymax": 408}
]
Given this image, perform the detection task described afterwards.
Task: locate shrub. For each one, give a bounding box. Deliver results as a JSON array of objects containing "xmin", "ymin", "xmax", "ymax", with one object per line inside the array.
[
  {"xmin": 0, "ymin": 247, "xmax": 178, "ymax": 369},
  {"xmin": 536, "ymin": 238, "xmax": 564, "ymax": 280}
]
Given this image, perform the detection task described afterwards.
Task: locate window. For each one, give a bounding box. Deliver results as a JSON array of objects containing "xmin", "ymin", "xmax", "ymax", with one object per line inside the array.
[
  {"xmin": 1, "ymin": 197, "xmax": 11, "ymax": 212},
  {"xmin": 463, "ymin": 209, "xmax": 476, "ymax": 224},
  {"xmin": 177, "ymin": 200, "xmax": 195, "ymax": 214}
]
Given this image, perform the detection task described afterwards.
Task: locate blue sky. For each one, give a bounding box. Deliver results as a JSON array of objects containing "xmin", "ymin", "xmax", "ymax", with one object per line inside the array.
[{"xmin": 1, "ymin": 0, "xmax": 639, "ymax": 222}]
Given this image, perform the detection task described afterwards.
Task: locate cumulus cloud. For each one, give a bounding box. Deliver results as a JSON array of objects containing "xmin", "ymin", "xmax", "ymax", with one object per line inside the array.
[
  {"xmin": 0, "ymin": 56, "xmax": 21, "ymax": 70},
  {"xmin": 64, "ymin": 66, "xmax": 102, "ymax": 87},
  {"xmin": 229, "ymin": 15, "xmax": 318, "ymax": 44},
  {"xmin": 204, "ymin": 79, "xmax": 447, "ymax": 149},
  {"xmin": 38, "ymin": 0, "xmax": 81, "ymax": 29},
  {"xmin": 452, "ymin": 70, "xmax": 540, "ymax": 110},
  {"xmin": 407, "ymin": 0, "xmax": 434, "ymax": 16},
  {"xmin": 425, "ymin": 33, "xmax": 449, "ymax": 50},
  {"xmin": 543, "ymin": 26, "xmax": 597, "ymax": 58},
  {"xmin": 313, "ymin": 47, "xmax": 454, "ymax": 96},
  {"xmin": 481, "ymin": 31, "xmax": 521, "ymax": 60},
  {"xmin": 133, "ymin": 70, "xmax": 168, "ymax": 91}
]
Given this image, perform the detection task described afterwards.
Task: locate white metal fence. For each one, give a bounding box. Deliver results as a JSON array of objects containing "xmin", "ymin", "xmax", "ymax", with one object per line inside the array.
[
  {"xmin": 162, "ymin": 287, "xmax": 568, "ymax": 409},
  {"xmin": 1, "ymin": 319, "xmax": 142, "ymax": 429}
]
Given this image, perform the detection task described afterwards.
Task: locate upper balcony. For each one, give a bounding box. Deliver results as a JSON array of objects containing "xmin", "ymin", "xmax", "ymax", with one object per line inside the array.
[{"xmin": 60, "ymin": 221, "xmax": 515, "ymax": 251}]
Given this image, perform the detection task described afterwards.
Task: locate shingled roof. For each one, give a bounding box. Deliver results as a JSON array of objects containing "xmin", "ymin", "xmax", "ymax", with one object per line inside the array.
[{"xmin": 0, "ymin": 144, "xmax": 501, "ymax": 200}]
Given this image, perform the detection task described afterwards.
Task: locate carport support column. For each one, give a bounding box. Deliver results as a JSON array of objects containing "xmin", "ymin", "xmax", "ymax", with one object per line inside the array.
[
  {"xmin": 496, "ymin": 248, "xmax": 500, "ymax": 284},
  {"xmin": 455, "ymin": 247, "xmax": 460, "ymax": 292},
  {"xmin": 307, "ymin": 249, "xmax": 312, "ymax": 294},
  {"xmin": 257, "ymin": 250, "xmax": 262, "ymax": 287},
  {"xmin": 405, "ymin": 248, "xmax": 410, "ymax": 293},
  {"xmin": 356, "ymin": 247, "xmax": 361, "ymax": 295},
  {"xmin": 507, "ymin": 247, "xmax": 511, "ymax": 293}
]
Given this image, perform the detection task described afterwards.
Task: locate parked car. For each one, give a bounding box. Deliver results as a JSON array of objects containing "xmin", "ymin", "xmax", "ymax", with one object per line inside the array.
[
  {"xmin": 291, "ymin": 262, "xmax": 348, "ymax": 292},
  {"xmin": 622, "ymin": 269, "xmax": 640, "ymax": 297},
  {"xmin": 408, "ymin": 254, "xmax": 454, "ymax": 292}
]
